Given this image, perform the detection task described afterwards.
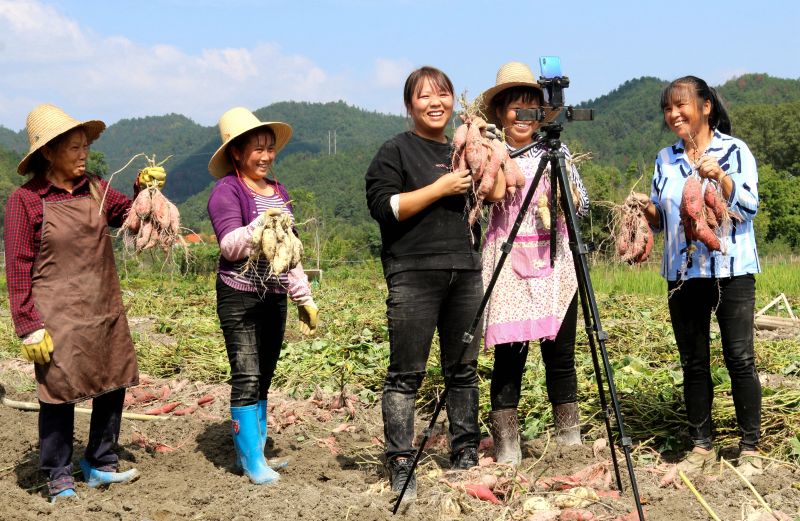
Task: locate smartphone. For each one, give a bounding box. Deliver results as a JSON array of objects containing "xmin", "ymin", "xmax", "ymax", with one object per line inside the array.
[{"xmin": 539, "ymin": 56, "xmax": 562, "ymax": 79}]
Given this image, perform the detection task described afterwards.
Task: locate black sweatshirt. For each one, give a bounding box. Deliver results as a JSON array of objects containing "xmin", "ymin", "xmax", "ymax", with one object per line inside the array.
[{"xmin": 365, "ymin": 131, "xmax": 481, "ymax": 277}]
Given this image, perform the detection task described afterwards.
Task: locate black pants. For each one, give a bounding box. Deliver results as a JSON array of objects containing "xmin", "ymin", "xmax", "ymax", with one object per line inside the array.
[
  {"xmin": 382, "ymin": 269, "xmax": 482, "ymax": 460},
  {"xmin": 216, "ymin": 276, "xmax": 287, "ymax": 407},
  {"xmin": 40, "ymin": 387, "xmax": 125, "ymax": 493},
  {"xmin": 490, "ymin": 294, "xmax": 579, "ymax": 410},
  {"xmin": 667, "ymin": 275, "xmax": 761, "ymax": 450}
]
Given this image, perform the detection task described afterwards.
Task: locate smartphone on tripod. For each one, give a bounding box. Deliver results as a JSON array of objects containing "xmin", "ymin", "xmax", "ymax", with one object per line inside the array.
[{"xmin": 539, "ymin": 56, "xmax": 562, "ymax": 79}]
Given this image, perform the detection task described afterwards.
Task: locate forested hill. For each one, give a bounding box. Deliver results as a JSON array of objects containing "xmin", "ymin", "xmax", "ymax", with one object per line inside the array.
[
  {"xmin": 0, "ymin": 126, "xmax": 26, "ymax": 154},
  {"xmin": 94, "ymin": 101, "xmax": 407, "ymax": 203},
  {"xmin": 564, "ymin": 73, "xmax": 800, "ymax": 171},
  {"xmin": 2, "ymin": 74, "xmax": 799, "ymax": 252}
]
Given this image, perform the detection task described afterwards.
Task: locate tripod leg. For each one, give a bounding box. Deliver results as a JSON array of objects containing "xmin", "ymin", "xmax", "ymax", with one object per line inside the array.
[
  {"xmin": 576, "ymin": 274, "xmax": 624, "ymax": 488},
  {"xmin": 553, "ymin": 153, "xmax": 645, "ymax": 520}
]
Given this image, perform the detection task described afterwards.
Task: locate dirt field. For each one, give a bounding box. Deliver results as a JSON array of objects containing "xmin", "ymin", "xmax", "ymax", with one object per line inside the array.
[{"xmin": 1, "ymin": 359, "xmax": 799, "ymax": 521}]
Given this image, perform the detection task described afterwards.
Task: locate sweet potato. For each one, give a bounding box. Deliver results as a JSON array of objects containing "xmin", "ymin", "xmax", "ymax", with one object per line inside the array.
[
  {"xmin": 123, "ymin": 208, "xmax": 140, "ymax": 234},
  {"xmin": 151, "ymin": 189, "xmax": 170, "ymax": 229},
  {"xmin": 465, "ymin": 123, "xmax": 486, "ymax": 175},
  {"xmin": 462, "ymin": 484, "xmax": 501, "ymax": 504},
  {"xmin": 197, "ymin": 394, "xmax": 215, "ymax": 406},
  {"xmin": 133, "ymin": 188, "xmax": 152, "ymax": 219},
  {"xmin": 703, "ymin": 182, "xmax": 727, "ymax": 224},
  {"xmin": 172, "ymin": 405, "xmax": 197, "ymax": 416},
  {"xmin": 538, "ymin": 194, "xmax": 551, "ymax": 231},
  {"xmin": 144, "ymin": 402, "xmax": 180, "ymax": 415},
  {"xmin": 680, "ymin": 177, "xmax": 721, "ymax": 251},
  {"xmin": 503, "ymin": 155, "xmax": 526, "ymax": 190}
]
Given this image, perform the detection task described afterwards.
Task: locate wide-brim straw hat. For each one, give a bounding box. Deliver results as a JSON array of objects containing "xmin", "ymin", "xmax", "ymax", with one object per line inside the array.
[
  {"xmin": 478, "ymin": 62, "xmax": 543, "ymax": 126},
  {"xmin": 208, "ymin": 107, "xmax": 293, "ymax": 178},
  {"xmin": 17, "ymin": 103, "xmax": 106, "ymax": 174}
]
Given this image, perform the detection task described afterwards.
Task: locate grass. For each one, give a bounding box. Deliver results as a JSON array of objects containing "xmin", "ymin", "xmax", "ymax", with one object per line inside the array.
[
  {"xmin": 1, "ymin": 253, "xmax": 799, "ymax": 462},
  {"xmin": 589, "ymin": 254, "xmax": 800, "ymax": 309}
]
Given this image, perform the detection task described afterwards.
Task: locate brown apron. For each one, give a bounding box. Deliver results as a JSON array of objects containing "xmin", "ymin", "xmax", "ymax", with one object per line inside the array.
[{"xmin": 32, "ymin": 195, "xmax": 138, "ymax": 404}]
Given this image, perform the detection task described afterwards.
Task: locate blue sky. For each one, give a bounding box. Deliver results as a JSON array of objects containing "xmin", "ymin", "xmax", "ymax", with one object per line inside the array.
[{"xmin": 1, "ymin": 0, "xmax": 798, "ymax": 129}]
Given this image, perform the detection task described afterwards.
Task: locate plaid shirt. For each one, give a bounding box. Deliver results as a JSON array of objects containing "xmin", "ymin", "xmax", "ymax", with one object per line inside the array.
[{"xmin": 3, "ymin": 175, "xmax": 132, "ymax": 337}]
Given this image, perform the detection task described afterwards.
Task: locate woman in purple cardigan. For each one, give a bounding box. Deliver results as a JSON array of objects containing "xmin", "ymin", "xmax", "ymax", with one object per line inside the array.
[{"xmin": 207, "ymin": 107, "xmax": 318, "ymax": 485}]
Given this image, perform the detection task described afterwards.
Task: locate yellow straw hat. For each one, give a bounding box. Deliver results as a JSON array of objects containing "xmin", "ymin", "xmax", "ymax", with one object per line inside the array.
[
  {"xmin": 478, "ymin": 62, "xmax": 542, "ymax": 126},
  {"xmin": 208, "ymin": 107, "xmax": 293, "ymax": 178},
  {"xmin": 17, "ymin": 104, "xmax": 106, "ymax": 174}
]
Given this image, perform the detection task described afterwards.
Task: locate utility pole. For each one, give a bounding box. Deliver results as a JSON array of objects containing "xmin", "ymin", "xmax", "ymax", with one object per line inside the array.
[
  {"xmin": 328, "ymin": 130, "xmax": 331, "ymax": 155},
  {"xmin": 334, "ymin": 129, "xmax": 337, "ymax": 155}
]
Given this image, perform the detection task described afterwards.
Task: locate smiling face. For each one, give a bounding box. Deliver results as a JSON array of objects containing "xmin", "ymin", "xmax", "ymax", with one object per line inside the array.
[
  {"xmin": 496, "ymin": 96, "xmax": 541, "ymax": 147},
  {"xmin": 406, "ymin": 77, "xmax": 453, "ymax": 142},
  {"xmin": 230, "ymin": 129, "xmax": 277, "ymax": 182},
  {"xmin": 43, "ymin": 128, "xmax": 89, "ymax": 181},
  {"xmin": 662, "ymin": 84, "xmax": 711, "ymax": 144}
]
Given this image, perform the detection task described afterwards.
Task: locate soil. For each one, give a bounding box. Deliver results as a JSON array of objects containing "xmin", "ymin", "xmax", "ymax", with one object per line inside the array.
[{"xmin": 1, "ymin": 362, "xmax": 799, "ymax": 521}]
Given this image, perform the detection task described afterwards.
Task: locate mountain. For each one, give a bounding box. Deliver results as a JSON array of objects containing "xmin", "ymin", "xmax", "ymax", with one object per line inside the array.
[
  {"xmin": 0, "ymin": 147, "xmax": 24, "ymax": 232},
  {"xmin": 564, "ymin": 73, "xmax": 800, "ymax": 172},
  {"xmin": 0, "ymin": 126, "xmax": 26, "ymax": 154},
  {"xmin": 2, "ymin": 74, "xmax": 800, "ymax": 250},
  {"xmin": 92, "ymin": 101, "xmax": 408, "ymax": 203}
]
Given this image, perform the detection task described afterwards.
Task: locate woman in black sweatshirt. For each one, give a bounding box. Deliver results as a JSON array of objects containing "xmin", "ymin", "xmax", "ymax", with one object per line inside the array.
[{"xmin": 366, "ymin": 66, "xmax": 499, "ymax": 499}]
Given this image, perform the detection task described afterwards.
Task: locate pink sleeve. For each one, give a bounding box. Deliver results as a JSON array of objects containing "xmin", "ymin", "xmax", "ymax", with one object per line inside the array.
[
  {"xmin": 287, "ymin": 262, "xmax": 315, "ymax": 306},
  {"xmin": 218, "ymin": 221, "xmax": 257, "ymax": 262}
]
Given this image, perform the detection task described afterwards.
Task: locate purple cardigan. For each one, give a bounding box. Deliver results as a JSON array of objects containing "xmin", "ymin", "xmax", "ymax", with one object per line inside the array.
[{"xmin": 207, "ymin": 173, "xmax": 294, "ymax": 274}]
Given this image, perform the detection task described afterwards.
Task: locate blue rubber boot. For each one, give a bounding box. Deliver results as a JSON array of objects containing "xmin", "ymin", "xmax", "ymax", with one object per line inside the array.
[
  {"xmin": 231, "ymin": 405, "xmax": 280, "ymax": 485},
  {"xmin": 50, "ymin": 488, "xmax": 77, "ymax": 503},
  {"xmin": 258, "ymin": 399, "xmax": 289, "ymax": 470},
  {"xmin": 79, "ymin": 459, "xmax": 140, "ymax": 488},
  {"xmin": 257, "ymin": 399, "xmax": 268, "ymax": 450}
]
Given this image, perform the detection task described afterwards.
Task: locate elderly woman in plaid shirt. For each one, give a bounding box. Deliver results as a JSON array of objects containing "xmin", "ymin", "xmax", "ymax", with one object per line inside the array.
[{"xmin": 4, "ymin": 104, "xmax": 165, "ymax": 502}]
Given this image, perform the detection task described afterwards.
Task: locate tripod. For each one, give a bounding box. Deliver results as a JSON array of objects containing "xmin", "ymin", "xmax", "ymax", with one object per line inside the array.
[{"xmin": 393, "ymin": 123, "xmax": 645, "ymax": 520}]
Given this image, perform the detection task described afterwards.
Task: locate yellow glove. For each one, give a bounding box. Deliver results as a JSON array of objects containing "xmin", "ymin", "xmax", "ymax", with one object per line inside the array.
[
  {"xmin": 137, "ymin": 166, "xmax": 167, "ymax": 189},
  {"xmin": 21, "ymin": 329, "xmax": 54, "ymax": 364},
  {"xmin": 298, "ymin": 303, "xmax": 319, "ymax": 336}
]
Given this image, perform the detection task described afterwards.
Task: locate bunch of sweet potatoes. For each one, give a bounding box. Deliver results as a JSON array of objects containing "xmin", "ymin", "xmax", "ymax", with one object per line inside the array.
[
  {"xmin": 452, "ymin": 113, "xmax": 526, "ymax": 224},
  {"xmin": 680, "ymin": 176, "xmax": 739, "ymax": 253},
  {"xmin": 121, "ymin": 186, "xmax": 182, "ymax": 252},
  {"xmin": 616, "ymin": 194, "xmax": 653, "ymax": 264}
]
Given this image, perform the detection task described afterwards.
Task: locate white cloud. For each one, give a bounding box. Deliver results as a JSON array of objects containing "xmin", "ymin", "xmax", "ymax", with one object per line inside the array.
[
  {"xmin": 0, "ymin": 0, "xmax": 404, "ymax": 129},
  {"xmin": 372, "ymin": 58, "xmax": 414, "ymax": 88}
]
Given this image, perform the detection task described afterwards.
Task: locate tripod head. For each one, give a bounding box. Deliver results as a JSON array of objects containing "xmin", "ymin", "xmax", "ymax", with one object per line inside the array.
[{"xmin": 514, "ymin": 56, "xmax": 593, "ymax": 126}]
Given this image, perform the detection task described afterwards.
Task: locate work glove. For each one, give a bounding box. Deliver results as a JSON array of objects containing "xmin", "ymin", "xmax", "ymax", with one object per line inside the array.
[
  {"xmin": 21, "ymin": 329, "xmax": 54, "ymax": 364},
  {"xmin": 249, "ymin": 207, "xmax": 283, "ymax": 232},
  {"xmin": 481, "ymin": 124, "xmax": 502, "ymax": 141},
  {"xmin": 298, "ymin": 303, "xmax": 319, "ymax": 336},
  {"xmin": 136, "ymin": 166, "xmax": 167, "ymax": 189}
]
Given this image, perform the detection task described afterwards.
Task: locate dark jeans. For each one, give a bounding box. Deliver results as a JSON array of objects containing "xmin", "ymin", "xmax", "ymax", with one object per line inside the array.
[
  {"xmin": 216, "ymin": 276, "xmax": 287, "ymax": 407},
  {"xmin": 667, "ymin": 275, "xmax": 761, "ymax": 450},
  {"xmin": 490, "ymin": 294, "xmax": 579, "ymax": 410},
  {"xmin": 40, "ymin": 387, "xmax": 125, "ymax": 494},
  {"xmin": 382, "ymin": 269, "xmax": 482, "ymax": 460}
]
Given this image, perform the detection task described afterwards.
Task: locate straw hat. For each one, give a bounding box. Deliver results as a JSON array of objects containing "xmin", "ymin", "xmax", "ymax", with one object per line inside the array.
[
  {"xmin": 478, "ymin": 62, "xmax": 542, "ymax": 126},
  {"xmin": 208, "ymin": 107, "xmax": 293, "ymax": 178},
  {"xmin": 17, "ymin": 104, "xmax": 106, "ymax": 174}
]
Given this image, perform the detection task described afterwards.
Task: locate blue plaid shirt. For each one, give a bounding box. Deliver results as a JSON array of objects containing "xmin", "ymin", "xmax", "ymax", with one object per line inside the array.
[{"xmin": 649, "ymin": 130, "xmax": 761, "ymax": 281}]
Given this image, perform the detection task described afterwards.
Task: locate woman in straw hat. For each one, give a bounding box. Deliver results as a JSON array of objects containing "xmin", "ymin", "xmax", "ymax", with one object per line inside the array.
[
  {"xmin": 365, "ymin": 66, "xmax": 503, "ymax": 499},
  {"xmin": 3, "ymin": 104, "xmax": 165, "ymax": 501},
  {"xmin": 207, "ymin": 107, "xmax": 318, "ymax": 485},
  {"xmin": 478, "ymin": 62, "xmax": 589, "ymax": 465}
]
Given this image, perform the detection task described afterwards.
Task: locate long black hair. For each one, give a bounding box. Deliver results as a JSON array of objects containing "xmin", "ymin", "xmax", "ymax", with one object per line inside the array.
[{"xmin": 660, "ymin": 76, "xmax": 732, "ymax": 135}]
